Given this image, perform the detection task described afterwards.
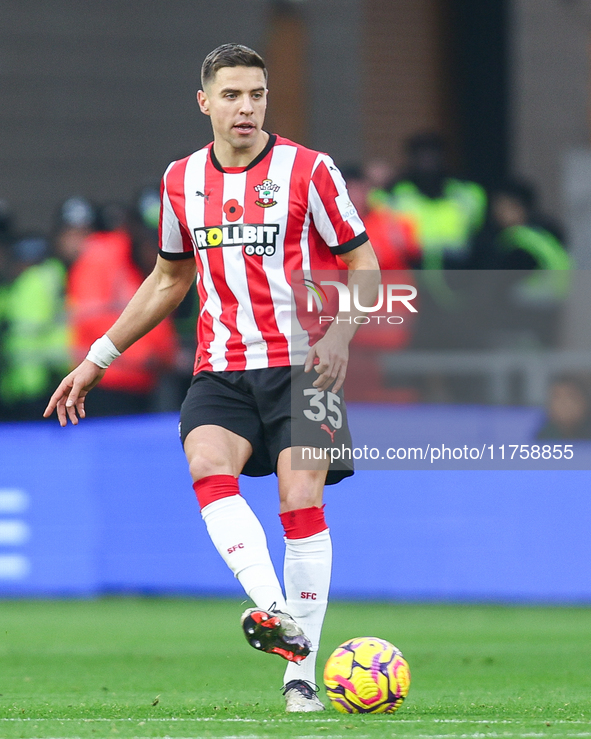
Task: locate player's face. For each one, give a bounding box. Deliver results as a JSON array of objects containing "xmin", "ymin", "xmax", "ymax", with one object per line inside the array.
[{"xmin": 198, "ymin": 66, "xmax": 267, "ymax": 152}]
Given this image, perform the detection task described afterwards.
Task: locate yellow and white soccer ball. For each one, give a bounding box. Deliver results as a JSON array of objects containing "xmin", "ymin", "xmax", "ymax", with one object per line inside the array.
[{"xmin": 323, "ymin": 636, "xmax": 411, "ymax": 714}]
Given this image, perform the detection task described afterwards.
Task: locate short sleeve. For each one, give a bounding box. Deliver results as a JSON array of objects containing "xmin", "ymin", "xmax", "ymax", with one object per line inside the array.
[
  {"xmin": 158, "ymin": 162, "xmax": 195, "ymax": 261},
  {"xmin": 309, "ymin": 155, "xmax": 368, "ymax": 255}
]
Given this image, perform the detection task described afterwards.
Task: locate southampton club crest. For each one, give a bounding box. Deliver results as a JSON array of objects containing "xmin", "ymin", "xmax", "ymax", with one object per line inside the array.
[{"xmin": 254, "ymin": 179, "xmax": 279, "ymax": 208}]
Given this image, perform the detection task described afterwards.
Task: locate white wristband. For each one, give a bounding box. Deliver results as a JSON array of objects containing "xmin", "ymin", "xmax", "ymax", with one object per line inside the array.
[{"xmin": 86, "ymin": 335, "xmax": 121, "ymax": 369}]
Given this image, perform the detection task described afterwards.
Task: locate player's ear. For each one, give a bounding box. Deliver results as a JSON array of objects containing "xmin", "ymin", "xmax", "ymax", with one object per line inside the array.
[{"xmin": 197, "ymin": 90, "xmax": 210, "ymax": 115}]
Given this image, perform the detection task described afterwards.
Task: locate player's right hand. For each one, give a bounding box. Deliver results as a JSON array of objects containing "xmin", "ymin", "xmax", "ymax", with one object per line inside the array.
[{"xmin": 43, "ymin": 360, "xmax": 106, "ymax": 427}]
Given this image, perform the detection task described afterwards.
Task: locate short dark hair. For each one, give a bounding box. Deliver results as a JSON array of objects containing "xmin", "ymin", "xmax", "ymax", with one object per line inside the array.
[{"xmin": 201, "ymin": 44, "xmax": 267, "ymax": 88}]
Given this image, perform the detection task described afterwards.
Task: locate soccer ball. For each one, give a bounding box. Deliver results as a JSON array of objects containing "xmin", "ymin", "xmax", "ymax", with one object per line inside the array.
[{"xmin": 323, "ymin": 637, "xmax": 411, "ymax": 714}]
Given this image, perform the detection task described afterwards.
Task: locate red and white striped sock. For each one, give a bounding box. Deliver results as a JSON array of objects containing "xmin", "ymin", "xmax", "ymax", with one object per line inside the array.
[
  {"xmin": 194, "ymin": 475, "xmax": 286, "ymax": 611},
  {"xmin": 280, "ymin": 506, "xmax": 332, "ymax": 687}
]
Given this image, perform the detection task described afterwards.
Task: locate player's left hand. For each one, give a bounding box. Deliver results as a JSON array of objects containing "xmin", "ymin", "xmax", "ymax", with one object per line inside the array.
[{"xmin": 304, "ymin": 333, "xmax": 348, "ymax": 393}]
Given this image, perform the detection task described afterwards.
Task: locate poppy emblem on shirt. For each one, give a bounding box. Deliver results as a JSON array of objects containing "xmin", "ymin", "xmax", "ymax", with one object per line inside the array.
[
  {"xmin": 254, "ymin": 179, "xmax": 279, "ymax": 208},
  {"xmin": 223, "ymin": 199, "xmax": 244, "ymax": 222}
]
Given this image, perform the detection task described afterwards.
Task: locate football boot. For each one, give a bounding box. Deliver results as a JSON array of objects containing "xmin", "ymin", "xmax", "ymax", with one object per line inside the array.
[
  {"xmin": 283, "ymin": 680, "xmax": 325, "ymax": 712},
  {"xmin": 240, "ymin": 605, "xmax": 311, "ymax": 663}
]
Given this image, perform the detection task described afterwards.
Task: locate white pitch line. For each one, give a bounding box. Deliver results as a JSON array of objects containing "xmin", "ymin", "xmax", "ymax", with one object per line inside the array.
[
  {"xmin": 0, "ymin": 717, "xmax": 323, "ymax": 724},
  {"xmin": 413, "ymin": 735, "xmax": 591, "ymax": 739},
  {"xmin": 0, "ymin": 716, "xmax": 588, "ymax": 726},
  {"xmin": 10, "ymin": 735, "xmax": 590, "ymax": 739},
  {"xmin": 410, "ymin": 717, "xmax": 591, "ymax": 726},
  {"xmin": 13, "ymin": 736, "xmax": 587, "ymax": 739}
]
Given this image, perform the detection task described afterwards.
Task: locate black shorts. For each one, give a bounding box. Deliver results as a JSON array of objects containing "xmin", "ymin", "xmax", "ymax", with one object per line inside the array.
[{"xmin": 179, "ymin": 366, "xmax": 354, "ymax": 485}]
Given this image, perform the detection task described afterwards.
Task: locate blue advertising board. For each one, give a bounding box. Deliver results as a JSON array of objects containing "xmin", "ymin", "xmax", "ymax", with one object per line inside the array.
[{"xmin": 0, "ymin": 407, "xmax": 590, "ymax": 601}]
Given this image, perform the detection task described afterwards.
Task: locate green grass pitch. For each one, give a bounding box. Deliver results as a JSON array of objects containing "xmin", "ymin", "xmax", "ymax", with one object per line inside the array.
[{"xmin": 0, "ymin": 599, "xmax": 589, "ymax": 739}]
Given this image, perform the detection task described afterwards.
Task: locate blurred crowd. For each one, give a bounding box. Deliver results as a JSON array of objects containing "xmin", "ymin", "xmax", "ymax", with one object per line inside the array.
[
  {"xmin": 0, "ymin": 186, "xmax": 197, "ymax": 422},
  {"xmin": 0, "ymin": 132, "xmax": 582, "ymax": 433},
  {"xmin": 341, "ymin": 132, "xmax": 579, "ymax": 421}
]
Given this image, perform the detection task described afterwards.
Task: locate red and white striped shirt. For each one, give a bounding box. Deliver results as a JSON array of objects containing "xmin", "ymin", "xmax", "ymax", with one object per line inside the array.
[{"xmin": 159, "ymin": 133, "xmax": 367, "ymax": 373}]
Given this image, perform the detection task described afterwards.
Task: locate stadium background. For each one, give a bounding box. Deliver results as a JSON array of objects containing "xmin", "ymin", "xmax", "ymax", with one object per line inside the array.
[
  {"xmin": 3, "ymin": 0, "xmax": 589, "ymax": 235},
  {"xmin": 0, "ymin": 0, "xmax": 590, "ymax": 602}
]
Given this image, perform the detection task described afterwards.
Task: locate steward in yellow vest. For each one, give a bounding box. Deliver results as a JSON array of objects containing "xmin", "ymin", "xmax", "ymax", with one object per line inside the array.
[
  {"xmin": 471, "ymin": 181, "xmax": 572, "ymax": 347},
  {"xmin": 0, "ymin": 235, "xmax": 71, "ymax": 419},
  {"xmin": 380, "ymin": 133, "xmax": 487, "ymax": 270}
]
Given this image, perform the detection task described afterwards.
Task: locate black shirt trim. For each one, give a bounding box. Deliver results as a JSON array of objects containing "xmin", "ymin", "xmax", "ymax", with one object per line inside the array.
[
  {"xmin": 210, "ymin": 133, "xmax": 277, "ymax": 173},
  {"xmin": 330, "ymin": 231, "xmax": 369, "ymax": 256},
  {"xmin": 159, "ymin": 248, "xmax": 195, "ymax": 261}
]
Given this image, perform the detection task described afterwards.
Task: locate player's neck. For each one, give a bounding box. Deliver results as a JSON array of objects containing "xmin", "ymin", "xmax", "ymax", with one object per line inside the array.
[{"xmin": 212, "ymin": 130, "xmax": 270, "ymax": 169}]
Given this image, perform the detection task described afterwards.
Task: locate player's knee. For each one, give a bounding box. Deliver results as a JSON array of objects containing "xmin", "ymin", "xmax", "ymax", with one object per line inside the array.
[
  {"xmin": 188, "ymin": 447, "xmax": 232, "ymax": 481},
  {"xmin": 280, "ymin": 486, "xmax": 323, "ymax": 512}
]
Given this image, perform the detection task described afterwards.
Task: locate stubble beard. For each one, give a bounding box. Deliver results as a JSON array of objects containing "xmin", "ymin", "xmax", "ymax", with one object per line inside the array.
[{"xmin": 228, "ymin": 127, "xmax": 261, "ymax": 151}]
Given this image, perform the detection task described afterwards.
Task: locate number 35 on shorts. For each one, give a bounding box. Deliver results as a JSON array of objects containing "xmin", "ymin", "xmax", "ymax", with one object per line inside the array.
[{"xmin": 302, "ymin": 388, "xmax": 342, "ymax": 429}]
